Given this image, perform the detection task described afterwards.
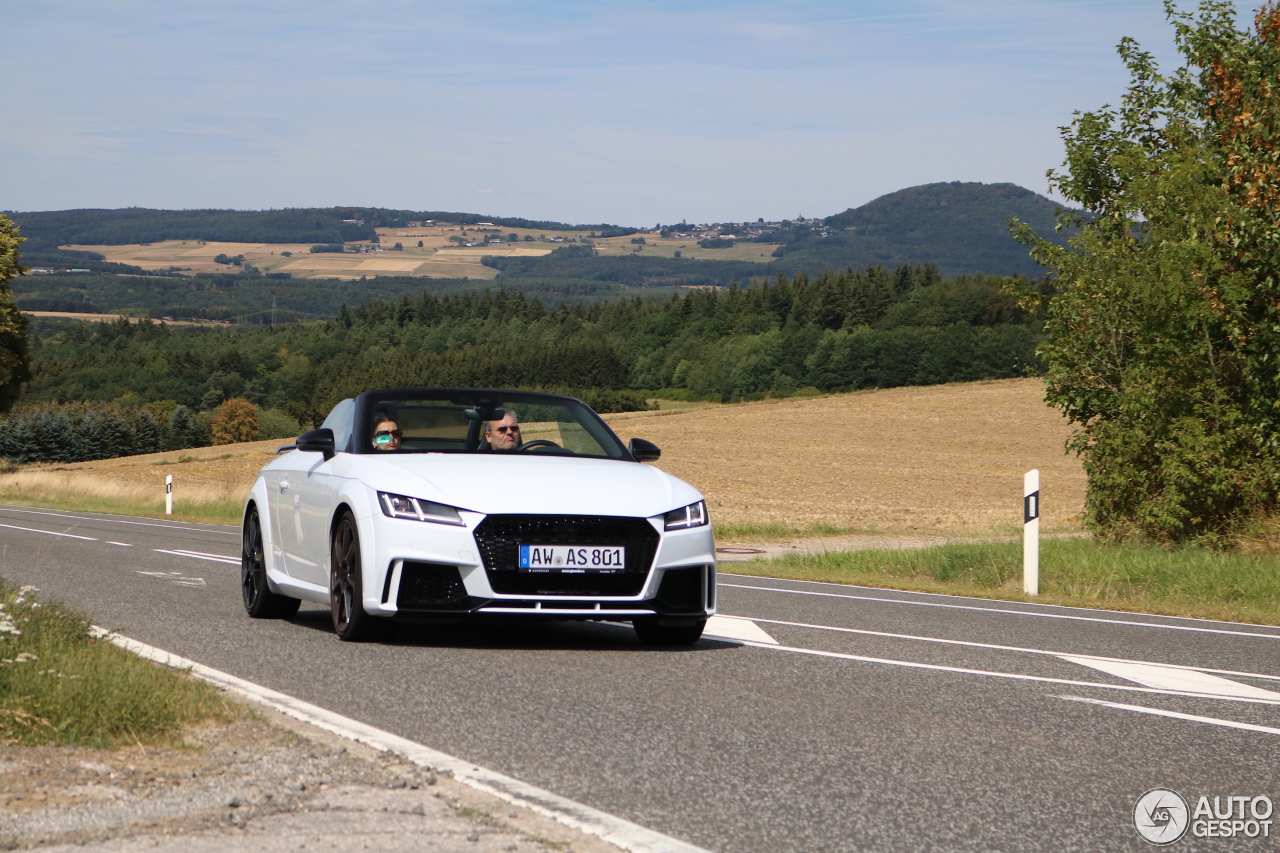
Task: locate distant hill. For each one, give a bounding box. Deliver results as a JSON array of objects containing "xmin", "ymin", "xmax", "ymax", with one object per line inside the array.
[
  {"xmin": 772, "ymin": 182, "xmax": 1071, "ymax": 279},
  {"xmin": 2, "ymin": 207, "xmax": 628, "ymax": 251}
]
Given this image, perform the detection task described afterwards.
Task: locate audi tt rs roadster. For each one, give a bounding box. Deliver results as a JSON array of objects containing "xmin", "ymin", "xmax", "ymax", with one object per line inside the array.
[{"xmin": 240, "ymin": 388, "xmax": 717, "ymax": 644}]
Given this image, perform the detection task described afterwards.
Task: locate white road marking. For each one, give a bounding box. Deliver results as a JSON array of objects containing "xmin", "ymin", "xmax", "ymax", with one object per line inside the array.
[
  {"xmin": 1060, "ymin": 696, "xmax": 1280, "ymax": 737},
  {"xmin": 738, "ymin": 640, "xmax": 1280, "ymax": 707},
  {"xmin": 0, "ymin": 522, "xmax": 96, "ymax": 541},
  {"xmin": 733, "ymin": 614, "xmax": 1280, "ymax": 683},
  {"xmin": 0, "ymin": 505, "xmax": 238, "ymax": 535},
  {"xmin": 106, "ymin": 541, "xmax": 133, "ymax": 547},
  {"xmin": 136, "ymin": 570, "xmax": 207, "ymax": 587},
  {"xmin": 703, "ymin": 615, "xmax": 778, "ymax": 645},
  {"xmin": 1059, "ymin": 656, "xmax": 1280, "ymax": 701},
  {"xmin": 722, "ymin": 582, "xmax": 1280, "ymax": 641},
  {"xmin": 724, "ymin": 571, "xmax": 1276, "ymax": 629},
  {"xmin": 94, "ymin": 629, "xmax": 713, "ymax": 853},
  {"xmin": 154, "ymin": 548, "xmax": 239, "ymax": 565}
]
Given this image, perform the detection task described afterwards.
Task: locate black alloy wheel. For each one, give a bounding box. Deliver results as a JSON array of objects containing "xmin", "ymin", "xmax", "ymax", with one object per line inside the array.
[
  {"xmin": 241, "ymin": 506, "xmax": 300, "ymax": 619},
  {"xmin": 330, "ymin": 512, "xmax": 375, "ymax": 641},
  {"xmin": 633, "ymin": 616, "xmax": 706, "ymax": 646}
]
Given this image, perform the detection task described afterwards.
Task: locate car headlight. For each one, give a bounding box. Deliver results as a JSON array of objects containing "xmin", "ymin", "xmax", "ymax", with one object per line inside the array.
[
  {"xmin": 378, "ymin": 492, "xmax": 466, "ymax": 526},
  {"xmin": 664, "ymin": 500, "xmax": 708, "ymax": 530}
]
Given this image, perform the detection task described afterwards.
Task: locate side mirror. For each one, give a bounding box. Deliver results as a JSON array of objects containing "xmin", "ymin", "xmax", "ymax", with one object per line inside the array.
[
  {"xmin": 628, "ymin": 438, "xmax": 661, "ymax": 463},
  {"xmin": 296, "ymin": 428, "xmax": 335, "ymax": 460}
]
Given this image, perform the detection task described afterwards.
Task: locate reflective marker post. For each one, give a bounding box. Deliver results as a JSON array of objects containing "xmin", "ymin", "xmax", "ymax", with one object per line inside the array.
[
  {"xmin": 165, "ymin": 475, "xmax": 173, "ymax": 516},
  {"xmin": 1023, "ymin": 469, "xmax": 1039, "ymax": 595}
]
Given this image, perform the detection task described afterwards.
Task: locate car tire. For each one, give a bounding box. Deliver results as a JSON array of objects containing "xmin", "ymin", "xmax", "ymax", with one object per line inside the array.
[
  {"xmin": 330, "ymin": 512, "xmax": 375, "ymax": 641},
  {"xmin": 241, "ymin": 506, "xmax": 300, "ymax": 619},
  {"xmin": 633, "ymin": 616, "xmax": 706, "ymax": 646}
]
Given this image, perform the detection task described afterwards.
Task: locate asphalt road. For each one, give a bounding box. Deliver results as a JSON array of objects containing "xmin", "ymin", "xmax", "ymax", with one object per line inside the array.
[{"xmin": 2, "ymin": 504, "xmax": 1278, "ymax": 852}]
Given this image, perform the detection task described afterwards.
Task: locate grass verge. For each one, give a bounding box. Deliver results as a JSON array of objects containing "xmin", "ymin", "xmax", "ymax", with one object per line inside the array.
[
  {"xmin": 731, "ymin": 538, "xmax": 1280, "ymax": 626},
  {"xmin": 0, "ymin": 578, "xmax": 236, "ymax": 746},
  {"xmin": 0, "ymin": 469, "xmax": 242, "ymax": 524}
]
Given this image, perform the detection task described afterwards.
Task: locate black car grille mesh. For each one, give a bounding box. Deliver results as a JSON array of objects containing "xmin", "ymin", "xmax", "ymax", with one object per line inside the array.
[
  {"xmin": 473, "ymin": 514, "xmax": 659, "ymax": 596},
  {"xmin": 655, "ymin": 566, "xmax": 706, "ymax": 613},
  {"xmin": 398, "ymin": 562, "xmax": 469, "ymax": 608}
]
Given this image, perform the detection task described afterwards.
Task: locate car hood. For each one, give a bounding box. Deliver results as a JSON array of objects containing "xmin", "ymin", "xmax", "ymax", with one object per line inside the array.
[{"xmin": 338, "ymin": 454, "xmax": 703, "ymax": 518}]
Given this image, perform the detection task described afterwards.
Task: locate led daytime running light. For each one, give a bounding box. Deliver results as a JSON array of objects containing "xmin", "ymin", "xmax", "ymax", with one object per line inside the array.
[{"xmin": 377, "ymin": 492, "xmax": 465, "ymax": 526}]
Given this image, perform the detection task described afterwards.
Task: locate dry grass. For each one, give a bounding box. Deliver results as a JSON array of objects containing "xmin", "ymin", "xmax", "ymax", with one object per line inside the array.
[
  {"xmin": 604, "ymin": 378, "xmax": 1084, "ymax": 535},
  {"xmin": 0, "ymin": 440, "xmax": 283, "ymax": 522}
]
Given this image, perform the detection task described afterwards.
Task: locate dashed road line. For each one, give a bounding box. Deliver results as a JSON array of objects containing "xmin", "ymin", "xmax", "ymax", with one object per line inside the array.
[{"xmin": 154, "ymin": 548, "xmax": 239, "ymax": 565}]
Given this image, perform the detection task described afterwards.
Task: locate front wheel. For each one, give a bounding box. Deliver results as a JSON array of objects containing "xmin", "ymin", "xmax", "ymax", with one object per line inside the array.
[
  {"xmin": 633, "ymin": 617, "xmax": 706, "ymax": 646},
  {"xmin": 241, "ymin": 506, "xmax": 300, "ymax": 619},
  {"xmin": 330, "ymin": 512, "xmax": 375, "ymax": 641}
]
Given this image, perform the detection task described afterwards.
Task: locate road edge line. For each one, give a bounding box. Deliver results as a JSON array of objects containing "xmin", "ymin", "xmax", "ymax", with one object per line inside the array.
[{"xmin": 94, "ymin": 628, "xmax": 711, "ymax": 853}]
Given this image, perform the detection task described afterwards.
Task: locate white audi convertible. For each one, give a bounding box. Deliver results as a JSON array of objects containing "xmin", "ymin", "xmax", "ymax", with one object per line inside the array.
[{"xmin": 241, "ymin": 388, "xmax": 717, "ymax": 643}]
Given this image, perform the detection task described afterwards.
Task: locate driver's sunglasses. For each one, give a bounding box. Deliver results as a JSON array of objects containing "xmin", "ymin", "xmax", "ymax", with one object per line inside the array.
[
  {"xmin": 375, "ymin": 429, "xmax": 402, "ymax": 438},
  {"xmin": 493, "ymin": 425, "xmax": 520, "ymax": 434}
]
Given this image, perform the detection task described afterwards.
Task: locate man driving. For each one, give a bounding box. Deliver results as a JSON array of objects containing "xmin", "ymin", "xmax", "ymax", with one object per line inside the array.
[
  {"xmin": 484, "ymin": 410, "xmax": 521, "ymax": 451},
  {"xmin": 372, "ymin": 418, "xmax": 402, "ymax": 451}
]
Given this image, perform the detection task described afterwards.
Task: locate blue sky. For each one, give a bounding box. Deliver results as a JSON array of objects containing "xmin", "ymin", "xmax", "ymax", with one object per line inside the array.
[{"xmin": 0, "ymin": 1, "xmax": 1218, "ymax": 224}]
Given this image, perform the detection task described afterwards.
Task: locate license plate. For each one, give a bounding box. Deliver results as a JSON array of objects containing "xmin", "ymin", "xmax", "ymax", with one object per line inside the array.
[{"xmin": 518, "ymin": 544, "xmax": 626, "ymax": 572}]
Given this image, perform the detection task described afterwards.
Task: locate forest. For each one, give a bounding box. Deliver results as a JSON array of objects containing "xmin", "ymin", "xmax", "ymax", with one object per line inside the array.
[{"xmin": 15, "ymin": 264, "xmax": 1043, "ymax": 437}]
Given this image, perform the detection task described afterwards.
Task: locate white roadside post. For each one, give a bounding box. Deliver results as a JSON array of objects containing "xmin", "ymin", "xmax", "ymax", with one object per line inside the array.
[
  {"xmin": 1023, "ymin": 469, "xmax": 1039, "ymax": 595},
  {"xmin": 165, "ymin": 475, "xmax": 173, "ymax": 516}
]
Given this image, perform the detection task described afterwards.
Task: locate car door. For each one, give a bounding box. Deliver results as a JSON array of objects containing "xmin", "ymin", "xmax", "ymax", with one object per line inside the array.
[
  {"xmin": 285, "ymin": 453, "xmax": 334, "ymax": 587},
  {"xmin": 282, "ymin": 398, "xmax": 356, "ymax": 587}
]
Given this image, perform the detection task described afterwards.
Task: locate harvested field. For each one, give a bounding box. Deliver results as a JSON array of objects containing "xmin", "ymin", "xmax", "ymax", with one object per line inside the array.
[
  {"xmin": 6, "ymin": 379, "xmax": 1082, "ymax": 535},
  {"xmin": 603, "ymin": 378, "xmax": 1084, "ymax": 534}
]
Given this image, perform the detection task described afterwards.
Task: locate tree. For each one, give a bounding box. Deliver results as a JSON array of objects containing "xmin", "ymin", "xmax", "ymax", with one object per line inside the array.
[
  {"xmin": 211, "ymin": 398, "xmax": 259, "ymax": 445},
  {"xmin": 1013, "ymin": 1, "xmax": 1280, "ymax": 543},
  {"xmin": 0, "ymin": 214, "xmax": 31, "ymax": 413}
]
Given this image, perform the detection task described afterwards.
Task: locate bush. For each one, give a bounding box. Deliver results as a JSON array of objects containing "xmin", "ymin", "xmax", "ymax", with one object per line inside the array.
[
  {"xmin": 256, "ymin": 407, "xmax": 301, "ymax": 441},
  {"xmin": 210, "ymin": 398, "xmax": 259, "ymax": 445}
]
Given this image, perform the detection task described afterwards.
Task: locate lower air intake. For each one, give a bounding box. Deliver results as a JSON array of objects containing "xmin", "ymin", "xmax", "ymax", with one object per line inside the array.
[{"xmin": 398, "ymin": 562, "xmax": 468, "ymax": 608}]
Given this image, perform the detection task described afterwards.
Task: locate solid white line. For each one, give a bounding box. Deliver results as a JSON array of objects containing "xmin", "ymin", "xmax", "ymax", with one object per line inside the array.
[
  {"xmin": 738, "ymin": 640, "xmax": 1280, "ymax": 707},
  {"xmin": 1060, "ymin": 696, "xmax": 1280, "ymax": 737},
  {"xmin": 0, "ymin": 521, "xmax": 96, "ymax": 541},
  {"xmin": 734, "ymin": 614, "xmax": 1280, "ymax": 683},
  {"xmin": 154, "ymin": 549, "xmax": 239, "ymax": 565},
  {"xmin": 0, "ymin": 505, "xmax": 238, "ymax": 535},
  {"xmin": 96, "ymin": 630, "xmax": 711, "ymax": 853},
  {"xmin": 721, "ymin": 571, "xmax": 1279, "ymax": 629},
  {"xmin": 722, "ymin": 583, "xmax": 1280, "ymax": 641},
  {"xmin": 106, "ymin": 541, "xmax": 133, "ymax": 547}
]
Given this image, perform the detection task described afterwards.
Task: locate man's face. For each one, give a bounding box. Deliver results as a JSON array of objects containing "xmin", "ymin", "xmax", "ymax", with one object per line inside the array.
[
  {"xmin": 486, "ymin": 414, "xmax": 521, "ymax": 451},
  {"xmin": 372, "ymin": 420, "xmax": 401, "ymax": 450}
]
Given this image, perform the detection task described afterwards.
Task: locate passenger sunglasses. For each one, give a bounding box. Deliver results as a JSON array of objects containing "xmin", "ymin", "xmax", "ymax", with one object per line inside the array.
[{"xmin": 375, "ymin": 429, "xmax": 402, "ymax": 438}]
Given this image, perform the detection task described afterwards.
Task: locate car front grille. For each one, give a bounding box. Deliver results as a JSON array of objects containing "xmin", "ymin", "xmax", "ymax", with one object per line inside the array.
[{"xmin": 473, "ymin": 514, "xmax": 659, "ymax": 596}]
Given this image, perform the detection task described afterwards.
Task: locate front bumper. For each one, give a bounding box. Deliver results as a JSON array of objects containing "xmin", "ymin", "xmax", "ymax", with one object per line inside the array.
[{"xmin": 364, "ymin": 509, "xmax": 717, "ymax": 621}]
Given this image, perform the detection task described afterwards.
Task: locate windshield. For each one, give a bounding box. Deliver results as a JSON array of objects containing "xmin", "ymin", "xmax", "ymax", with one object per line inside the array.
[{"xmin": 354, "ymin": 390, "xmax": 629, "ymax": 459}]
